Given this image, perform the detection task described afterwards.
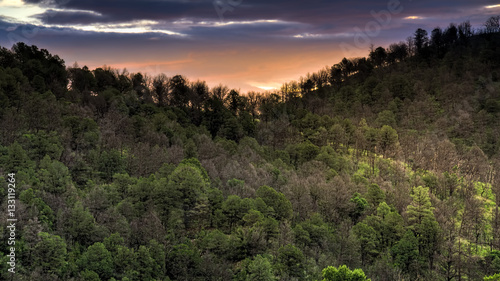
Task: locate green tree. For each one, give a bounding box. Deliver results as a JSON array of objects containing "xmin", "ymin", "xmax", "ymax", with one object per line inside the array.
[
  {"xmin": 367, "ymin": 202, "xmax": 404, "ymax": 249},
  {"xmin": 407, "ymin": 186, "xmax": 434, "ymax": 226},
  {"xmin": 222, "ymin": 195, "xmax": 253, "ymax": 231},
  {"xmin": 37, "ymin": 155, "xmax": 71, "ymax": 194},
  {"xmin": 167, "ymin": 161, "xmax": 209, "ymax": 211},
  {"xmin": 166, "ymin": 242, "xmax": 202, "ymax": 280},
  {"xmin": 285, "ymin": 141, "xmax": 320, "ymax": 167},
  {"xmin": 321, "ymin": 265, "xmax": 371, "ymax": 281},
  {"xmin": 113, "ymin": 246, "xmax": 137, "ymax": 278},
  {"xmin": 375, "ymin": 110, "xmax": 396, "ymax": 128},
  {"xmin": 246, "ymin": 255, "xmax": 276, "ymax": 281},
  {"xmin": 352, "ymin": 222, "xmax": 379, "ymax": 265},
  {"xmin": 135, "ymin": 245, "xmax": 155, "ymax": 280},
  {"xmin": 378, "ymin": 125, "xmax": 398, "ymax": 157},
  {"xmin": 77, "ymin": 242, "xmax": 113, "ymax": 280},
  {"xmin": 22, "ymin": 130, "xmax": 63, "ymax": 162},
  {"xmin": 19, "ymin": 188, "xmax": 55, "ymax": 226},
  {"xmin": 350, "ymin": 192, "xmax": 368, "ymax": 222},
  {"xmin": 63, "ymin": 116, "xmax": 99, "ymax": 152},
  {"xmin": 406, "ymin": 186, "xmax": 439, "ymax": 269},
  {"xmin": 391, "ymin": 230, "xmax": 419, "ymax": 275},
  {"xmin": 96, "ymin": 149, "xmax": 125, "ymax": 182},
  {"xmin": 79, "ymin": 269, "xmax": 101, "ymax": 281},
  {"xmin": 148, "ymin": 239, "xmax": 166, "ymax": 278},
  {"xmin": 33, "ymin": 232, "xmax": 67, "ymax": 276},
  {"xmin": 276, "ymin": 244, "xmax": 305, "ymax": 279},
  {"xmin": 406, "ymin": 186, "xmax": 440, "ymax": 270},
  {"xmin": 366, "ymin": 183, "xmax": 385, "ymax": 209},
  {"xmin": 256, "ymin": 185, "xmax": 293, "ymax": 221},
  {"xmin": 6, "ymin": 141, "xmax": 35, "ymax": 173},
  {"xmin": 64, "ymin": 202, "xmax": 96, "ymax": 246},
  {"xmin": 485, "ymin": 273, "xmax": 500, "ymax": 281}
]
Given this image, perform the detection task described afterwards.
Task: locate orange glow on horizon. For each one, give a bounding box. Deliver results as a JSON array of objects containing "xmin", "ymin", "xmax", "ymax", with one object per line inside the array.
[{"xmin": 63, "ymin": 42, "xmax": 369, "ymax": 94}]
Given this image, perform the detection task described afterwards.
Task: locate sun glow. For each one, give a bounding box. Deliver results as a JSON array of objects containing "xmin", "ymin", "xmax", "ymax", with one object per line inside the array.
[
  {"xmin": 404, "ymin": 16, "xmax": 424, "ymax": 20},
  {"xmin": 485, "ymin": 4, "xmax": 500, "ymax": 9}
]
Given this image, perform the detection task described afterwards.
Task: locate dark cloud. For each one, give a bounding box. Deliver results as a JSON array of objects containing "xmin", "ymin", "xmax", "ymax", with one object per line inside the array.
[
  {"xmin": 49, "ymin": 0, "xmax": 217, "ymax": 23},
  {"xmin": 34, "ymin": 9, "xmax": 105, "ymax": 25},
  {"xmin": 19, "ymin": 0, "xmax": 497, "ymax": 36}
]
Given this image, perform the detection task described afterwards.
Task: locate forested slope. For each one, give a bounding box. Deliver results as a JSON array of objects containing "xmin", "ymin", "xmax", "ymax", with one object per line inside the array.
[{"xmin": 1, "ymin": 18, "xmax": 500, "ymax": 281}]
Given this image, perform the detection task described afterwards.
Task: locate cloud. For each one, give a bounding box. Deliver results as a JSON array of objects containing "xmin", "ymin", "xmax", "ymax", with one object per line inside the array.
[
  {"xmin": 34, "ymin": 9, "xmax": 104, "ymax": 25},
  {"xmin": 3, "ymin": 0, "xmax": 498, "ymax": 93}
]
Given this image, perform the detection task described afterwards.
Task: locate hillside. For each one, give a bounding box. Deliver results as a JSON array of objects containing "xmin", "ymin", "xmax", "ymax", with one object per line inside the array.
[{"xmin": 1, "ymin": 19, "xmax": 500, "ymax": 281}]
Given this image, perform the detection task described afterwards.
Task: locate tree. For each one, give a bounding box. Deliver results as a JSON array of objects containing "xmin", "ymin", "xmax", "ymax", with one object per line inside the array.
[
  {"xmin": 189, "ymin": 80, "xmax": 210, "ymax": 124},
  {"xmin": 378, "ymin": 125, "xmax": 398, "ymax": 157},
  {"xmin": 68, "ymin": 65, "xmax": 96, "ymax": 93},
  {"xmin": 392, "ymin": 230, "xmax": 419, "ymax": 275},
  {"xmin": 169, "ymin": 74, "xmax": 190, "ymax": 107},
  {"xmin": 369, "ymin": 46, "xmax": 387, "ymax": 66},
  {"xmin": 77, "ymin": 242, "xmax": 113, "ymax": 280},
  {"xmin": 95, "ymin": 149, "xmax": 125, "ymax": 182},
  {"xmin": 22, "ymin": 130, "xmax": 63, "ymax": 162},
  {"xmin": 11, "ymin": 42, "xmax": 68, "ymax": 97},
  {"xmin": 246, "ymin": 255, "xmax": 276, "ymax": 281},
  {"xmin": 5, "ymin": 141, "xmax": 35, "ymax": 174},
  {"xmin": 443, "ymin": 24, "xmax": 458, "ymax": 48},
  {"xmin": 375, "ymin": 110, "xmax": 396, "ymax": 128},
  {"xmin": 458, "ymin": 20, "xmax": 473, "ymax": 41},
  {"xmin": 135, "ymin": 245, "xmax": 156, "ymax": 280},
  {"xmin": 414, "ymin": 28, "xmax": 429, "ymax": 55},
  {"xmin": 285, "ymin": 141, "xmax": 320, "ymax": 167},
  {"xmin": 366, "ymin": 183, "xmax": 385, "ymax": 208},
  {"xmin": 431, "ymin": 27, "xmax": 444, "ymax": 56},
  {"xmin": 221, "ymin": 195, "xmax": 253, "ymax": 231},
  {"xmin": 37, "ymin": 155, "xmax": 71, "ymax": 194},
  {"xmin": 350, "ymin": 192, "xmax": 368, "ymax": 222},
  {"xmin": 276, "ymin": 244, "xmax": 305, "ymax": 279},
  {"xmin": 33, "ymin": 232, "xmax": 67, "ymax": 277},
  {"xmin": 387, "ymin": 42, "xmax": 408, "ymax": 63},
  {"xmin": 63, "ymin": 116, "xmax": 99, "ymax": 152},
  {"xmin": 132, "ymin": 72, "xmax": 150, "ymax": 100},
  {"xmin": 154, "ymin": 160, "xmax": 210, "ymax": 229},
  {"xmin": 63, "ymin": 202, "xmax": 97, "ymax": 246},
  {"xmin": 484, "ymin": 16, "xmax": 500, "ymax": 33},
  {"xmin": 364, "ymin": 202, "xmax": 404, "ymax": 249},
  {"xmin": 406, "ymin": 186, "xmax": 440, "ymax": 270},
  {"xmin": 256, "ymin": 185, "xmax": 293, "ymax": 221},
  {"xmin": 166, "ymin": 242, "xmax": 202, "ymax": 280},
  {"xmin": 352, "ymin": 222, "xmax": 379, "ymax": 265},
  {"xmin": 484, "ymin": 273, "xmax": 500, "ymax": 281},
  {"xmin": 321, "ymin": 265, "xmax": 371, "ymax": 281},
  {"xmin": 93, "ymin": 66, "xmax": 118, "ymax": 91},
  {"xmin": 152, "ymin": 73, "xmax": 170, "ymax": 106}
]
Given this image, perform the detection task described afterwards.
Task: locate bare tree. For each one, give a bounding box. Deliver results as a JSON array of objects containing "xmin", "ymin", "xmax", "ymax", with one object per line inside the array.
[{"xmin": 484, "ymin": 16, "xmax": 500, "ymax": 33}]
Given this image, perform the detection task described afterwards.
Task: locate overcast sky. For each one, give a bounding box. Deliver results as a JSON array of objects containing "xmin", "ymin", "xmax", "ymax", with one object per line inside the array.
[{"xmin": 0, "ymin": 0, "xmax": 499, "ymax": 92}]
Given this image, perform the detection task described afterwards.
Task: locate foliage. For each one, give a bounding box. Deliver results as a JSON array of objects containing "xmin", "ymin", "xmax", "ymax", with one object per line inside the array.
[
  {"xmin": 321, "ymin": 265, "xmax": 371, "ymax": 281},
  {"xmin": 1, "ymin": 22, "xmax": 500, "ymax": 281}
]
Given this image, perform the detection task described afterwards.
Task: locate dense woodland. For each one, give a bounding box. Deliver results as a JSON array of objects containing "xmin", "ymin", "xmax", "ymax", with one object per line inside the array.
[{"xmin": 1, "ymin": 16, "xmax": 500, "ymax": 281}]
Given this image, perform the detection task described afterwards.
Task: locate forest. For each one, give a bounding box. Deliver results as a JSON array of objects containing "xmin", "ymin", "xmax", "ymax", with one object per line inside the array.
[{"xmin": 0, "ymin": 15, "xmax": 500, "ymax": 281}]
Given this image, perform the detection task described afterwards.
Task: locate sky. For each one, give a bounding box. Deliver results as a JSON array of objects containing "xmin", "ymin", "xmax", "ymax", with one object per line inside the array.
[{"xmin": 0, "ymin": 0, "xmax": 499, "ymax": 93}]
